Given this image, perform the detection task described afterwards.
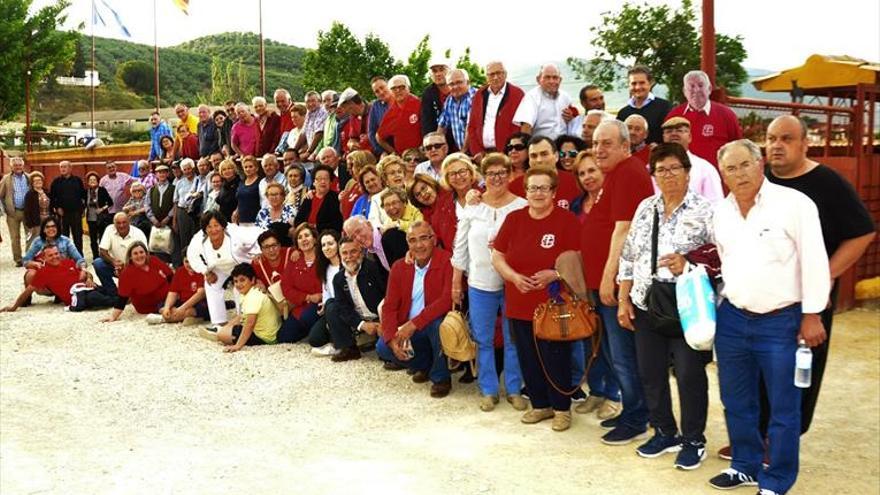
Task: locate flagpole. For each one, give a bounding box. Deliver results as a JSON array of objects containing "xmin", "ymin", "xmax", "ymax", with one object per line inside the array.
[
  {"xmin": 258, "ymin": 0, "xmax": 265, "ymax": 97},
  {"xmin": 153, "ymin": 0, "xmax": 160, "ymax": 111},
  {"xmin": 91, "ymin": 0, "xmax": 96, "ymax": 139}
]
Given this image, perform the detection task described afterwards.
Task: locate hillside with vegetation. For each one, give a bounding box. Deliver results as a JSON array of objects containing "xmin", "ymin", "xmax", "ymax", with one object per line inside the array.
[{"xmin": 34, "ymin": 32, "xmax": 308, "ymax": 124}]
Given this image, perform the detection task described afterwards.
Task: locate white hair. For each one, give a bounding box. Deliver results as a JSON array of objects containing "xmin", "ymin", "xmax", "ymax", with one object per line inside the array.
[
  {"xmin": 320, "ymin": 90, "xmax": 337, "ymax": 100},
  {"xmin": 595, "ymin": 120, "xmax": 630, "ymax": 144},
  {"xmin": 251, "ymin": 96, "xmax": 267, "ymax": 107},
  {"xmin": 684, "ymin": 70, "xmax": 712, "ymax": 90},
  {"xmin": 624, "ymin": 114, "xmax": 649, "ymax": 131},
  {"xmin": 273, "ymin": 88, "xmax": 290, "ymax": 99},
  {"xmin": 718, "ymin": 139, "xmax": 762, "ymax": 164},
  {"xmin": 389, "ymin": 74, "xmax": 411, "ymax": 89},
  {"xmin": 234, "ymin": 102, "xmax": 249, "ymax": 113},
  {"xmin": 179, "ymin": 158, "xmax": 195, "ymax": 171},
  {"xmin": 587, "ymin": 109, "xmax": 614, "ymax": 122},
  {"xmin": 446, "ymin": 68, "xmax": 470, "ymax": 84},
  {"xmin": 537, "ymin": 63, "xmax": 560, "ymax": 77}
]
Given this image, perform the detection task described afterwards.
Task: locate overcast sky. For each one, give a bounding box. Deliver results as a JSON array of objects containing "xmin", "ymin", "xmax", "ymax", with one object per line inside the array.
[{"xmin": 37, "ymin": 0, "xmax": 880, "ymax": 72}]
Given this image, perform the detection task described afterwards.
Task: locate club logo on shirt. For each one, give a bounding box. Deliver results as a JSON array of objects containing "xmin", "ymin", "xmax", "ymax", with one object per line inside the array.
[
  {"xmin": 556, "ymin": 199, "xmax": 570, "ymax": 210},
  {"xmin": 702, "ymin": 124, "xmax": 714, "ymax": 137},
  {"xmin": 540, "ymin": 234, "xmax": 556, "ymax": 249},
  {"xmin": 408, "ymin": 113, "xmax": 418, "ymax": 125}
]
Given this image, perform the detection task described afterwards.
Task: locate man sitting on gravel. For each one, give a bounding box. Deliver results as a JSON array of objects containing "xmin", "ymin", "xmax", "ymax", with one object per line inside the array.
[
  {"xmin": 326, "ymin": 236, "xmax": 387, "ymax": 363},
  {"xmin": 378, "ymin": 222, "xmax": 454, "ymax": 398},
  {"xmin": 0, "ymin": 245, "xmax": 115, "ymax": 312}
]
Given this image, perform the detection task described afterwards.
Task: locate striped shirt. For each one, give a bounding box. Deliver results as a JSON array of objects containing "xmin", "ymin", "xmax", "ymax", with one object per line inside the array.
[{"xmin": 437, "ymin": 88, "xmax": 476, "ymax": 150}]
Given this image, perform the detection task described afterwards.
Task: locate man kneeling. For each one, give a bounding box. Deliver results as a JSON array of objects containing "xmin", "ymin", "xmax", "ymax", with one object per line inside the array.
[{"xmin": 378, "ymin": 221, "xmax": 453, "ymax": 398}]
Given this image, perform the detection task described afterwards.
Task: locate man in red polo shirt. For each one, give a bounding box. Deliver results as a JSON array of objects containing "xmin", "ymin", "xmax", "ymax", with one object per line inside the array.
[
  {"xmin": 378, "ymin": 221, "xmax": 453, "ymax": 398},
  {"xmin": 665, "ymin": 70, "xmax": 742, "ymax": 168},
  {"xmin": 376, "ymin": 74, "xmax": 422, "ymax": 155},
  {"xmin": 0, "ymin": 245, "xmax": 114, "ymax": 312},
  {"xmin": 509, "ymin": 136, "xmax": 581, "ymax": 210},
  {"xmin": 581, "ymin": 119, "xmax": 654, "ymax": 446}
]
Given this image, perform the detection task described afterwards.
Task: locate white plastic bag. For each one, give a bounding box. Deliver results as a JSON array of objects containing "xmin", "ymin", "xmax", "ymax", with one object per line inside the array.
[
  {"xmin": 676, "ymin": 264, "xmax": 716, "ymax": 351},
  {"xmin": 149, "ymin": 226, "xmax": 173, "ymax": 254}
]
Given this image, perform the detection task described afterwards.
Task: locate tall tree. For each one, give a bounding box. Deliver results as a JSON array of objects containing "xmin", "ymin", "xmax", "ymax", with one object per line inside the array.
[
  {"xmin": 116, "ymin": 60, "xmax": 155, "ymax": 95},
  {"xmin": 401, "ymin": 35, "xmax": 432, "ymax": 95},
  {"xmin": 451, "ymin": 47, "xmax": 486, "ymax": 88},
  {"xmin": 0, "ymin": 0, "xmax": 78, "ymax": 120},
  {"xmin": 209, "ymin": 57, "xmax": 255, "ymax": 104},
  {"xmin": 566, "ymin": 0, "xmax": 747, "ymax": 103}
]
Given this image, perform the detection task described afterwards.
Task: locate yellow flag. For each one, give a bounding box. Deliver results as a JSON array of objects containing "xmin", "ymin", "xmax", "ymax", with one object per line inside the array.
[{"xmin": 173, "ymin": 0, "xmax": 189, "ymax": 15}]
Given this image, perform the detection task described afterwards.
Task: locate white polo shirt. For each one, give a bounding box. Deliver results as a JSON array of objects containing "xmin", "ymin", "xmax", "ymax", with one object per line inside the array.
[{"xmin": 99, "ymin": 224, "xmax": 148, "ymax": 262}]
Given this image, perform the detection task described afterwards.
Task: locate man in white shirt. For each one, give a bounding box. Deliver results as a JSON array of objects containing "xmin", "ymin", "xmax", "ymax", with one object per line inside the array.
[
  {"xmin": 512, "ymin": 63, "xmax": 574, "ymax": 140},
  {"xmin": 414, "ymin": 132, "xmax": 448, "ymax": 182},
  {"xmin": 708, "ymin": 139, "xmax": 829, "ymax": 495},
  {"xmin": 659, "ymin": 117, "xmax": 723, "ymax": 202},
  {"xmin": 567, "ymin": 84, "xmax": 606, "ymax": 137},
  {"xmin": 94, "ymin": 212, "xmax": 148, "ymax": 296}
]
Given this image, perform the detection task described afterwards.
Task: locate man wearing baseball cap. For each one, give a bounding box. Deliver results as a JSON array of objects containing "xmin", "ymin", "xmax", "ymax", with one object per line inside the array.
[
  {"xmin": 420, "ymin": 59, "xmax": 457, "ymax": 151},
  {"xmin": 660, "ymin": 116, "xmax": 723, "ymax": 202},
  {"xmin": 338, "ymin": 87, "xmax": 372, "ymax": 154}
]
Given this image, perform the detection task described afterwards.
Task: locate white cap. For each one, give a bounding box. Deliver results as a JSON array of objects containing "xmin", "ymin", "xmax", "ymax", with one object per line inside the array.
[
  {"xmin": 338, "ymin": 87, "xmax": 358, "ymax": 106},
  {"xmin": 428, "ymin": 57, "xmax": 449, "ymax": 69}
]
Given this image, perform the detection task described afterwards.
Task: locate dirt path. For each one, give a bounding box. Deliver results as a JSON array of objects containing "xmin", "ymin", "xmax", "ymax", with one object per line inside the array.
[{"xmin": 1, "ymin": 227, "xmax": 878, "ymax": 494}]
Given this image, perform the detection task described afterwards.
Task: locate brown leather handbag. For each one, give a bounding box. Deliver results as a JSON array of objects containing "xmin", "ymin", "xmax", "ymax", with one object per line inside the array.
[{"xmin": 533, "ymin": 278, "xmax": 598, "ymax": 342}]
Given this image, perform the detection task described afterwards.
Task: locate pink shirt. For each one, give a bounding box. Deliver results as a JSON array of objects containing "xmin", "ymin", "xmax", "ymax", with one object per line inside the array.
[
  {"xmin": 231, "ymin": 118, "xmax": 259, "ymax": 156},
  {"xmin": 99, "ymin": 172, "xmax": 133, "ymax": 213}
]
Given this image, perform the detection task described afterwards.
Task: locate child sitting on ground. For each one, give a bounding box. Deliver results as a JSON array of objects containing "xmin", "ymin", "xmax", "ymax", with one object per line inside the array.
[{"xmin": 146, "ymin": 256, "xmax": 209, "ymax": 325}]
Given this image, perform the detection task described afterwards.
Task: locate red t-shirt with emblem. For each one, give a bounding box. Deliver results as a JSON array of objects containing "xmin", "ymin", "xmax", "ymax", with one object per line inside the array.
[
  {"xmin": 494, "ymin": 206, "xmax": 580, "ymax": 320},
  {"xmin": 581, "ymin": 156, "xmax": 653, "ymax": 290},
  {"xmin": 665, "ymin": 102, "xmax": 742, "ymax": 167},
  {"xmin": 170, "ymin": 266, "xmax": 205, "ymax": 302},
  {"xmin": 377, "ymin": 95, "xmax": 422, "ymax": 154},
  {"xmin": 31, "ymin": 259, "xmax": 81, "ymax": 306},
  {"xmin": 118, "ymin": 257, "xmax": 172, "ymax": 314},
  {"xmin": 509, "ymin": 170, "xmax": 581, "ymax": 211}
]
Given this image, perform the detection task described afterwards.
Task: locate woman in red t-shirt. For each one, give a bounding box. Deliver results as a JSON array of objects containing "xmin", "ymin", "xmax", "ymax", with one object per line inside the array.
[
  {"xmin": 102, "ymin": 241, "xmax": 173, "ymax": 322},
  {"xmin": 492, "ymin": 168, "xmax": 581, "ymax": 432},
  {"xmin": 146, "ymin": 256, "xmax": 208, "ymax": 324},
  {"xmin": 280, "ymin": 223, "xmax": 322, "ymax": 341}
]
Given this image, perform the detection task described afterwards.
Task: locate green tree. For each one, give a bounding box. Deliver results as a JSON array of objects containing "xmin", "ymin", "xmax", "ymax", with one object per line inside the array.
[
  {"xmin": 400, "ymin": 35, "xmax": 432, "ymax": 95},
  {"xmin": 116, "ymin": 60, "xmax": 155, "ymax": 95},
  {"xmin": 209, "ymin": 57, "xmax": 254, "ymax": 104},
  {"xmin": 303, "ymin": 22, "xmax": 403, "ymax": 97},
  {"xmin": 0, "ymin": 0, "xmax": 78, "ymax": 121},
  {"xmin": 452, "ymin": 47, "xmax": 486, "ymax": 88},
  {"xmin": 566, "ymin": 0, "xmax": 747, "ymax": 103}
]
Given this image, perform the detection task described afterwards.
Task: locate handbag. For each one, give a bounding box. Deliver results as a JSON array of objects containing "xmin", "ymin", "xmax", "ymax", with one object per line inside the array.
[
  {"xmin": 149, "ymin": 225, "xmax": 173, "ymax": 254},
  {"xmin": 257, "ymin": 257, "xmax": 290, "ymax": 319},
  {"xmin": 439, "ymin": 304, "xmax": 477, "ymax": 374},
  {"xmin": 644, "ymin": 207, "xmax": 683, "ymax": 337},
  {"xmin": 532, "ymin": 277, "xmax": 602, "ymax": 396},
  {"xmin": 533, "ymin": 278, "xmax": 598, "ymax": 342}
]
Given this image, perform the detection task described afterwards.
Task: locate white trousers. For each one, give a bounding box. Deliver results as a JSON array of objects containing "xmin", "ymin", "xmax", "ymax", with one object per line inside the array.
[{"xmin": 204, "ymin": 269, "xmax": 239, "ymax": 325}]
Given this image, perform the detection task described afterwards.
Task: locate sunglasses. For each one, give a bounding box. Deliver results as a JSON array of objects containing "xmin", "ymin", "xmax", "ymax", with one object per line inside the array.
[
  {"xmin": 505, "ymin": 143, "xmax": 527, "ymax": 152},
  {"xmin": 559, "ymin": 150, "xmax": 579, "ymax": 158},
  {"xmin": 424, "ymin": 143, "xmax": 446, "ymax": 151}
]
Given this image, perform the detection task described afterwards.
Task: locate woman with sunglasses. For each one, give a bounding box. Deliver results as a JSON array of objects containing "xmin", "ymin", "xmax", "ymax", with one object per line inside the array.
[
  {"xmin": 555, "ymin": 135, "xmax": 588, "ymax": 172},
  {"xmin": 504, "ymin": 132, "xmax": 531, "ymax": 182},
  {"xmin": 22, "ymin": 216, "xmax": 85, "ymax": 296}
]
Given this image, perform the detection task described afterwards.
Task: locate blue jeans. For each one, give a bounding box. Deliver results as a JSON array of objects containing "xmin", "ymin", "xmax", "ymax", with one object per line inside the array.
[
  {"xmin": 92, "ymin": 258, "xmax": 118, "ymax": 297},
  {"xmin": 376, "ymin": 319, "xmax": 450, "ymax": 384},
  {"xmin": 716, "ymin": 300, "xmax": 802, "ymax": 494},
  {"xmin": 596, "ymin": 293, "xmax": 648, "ymax": 430},
  {"xmin": 586, "ymin": 340, "xmax": 620, "ymax": 400},
  {"xmin": 283, "ymin": 304, "xmax": 319, "ymax": 343},
  {"xmin": 468, "ymin": 287, "xmax": 522, "ymax": 397}
]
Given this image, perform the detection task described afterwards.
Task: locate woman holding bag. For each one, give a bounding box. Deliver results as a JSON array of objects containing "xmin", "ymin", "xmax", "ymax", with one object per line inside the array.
[
  {"xmin": 617, "ymin": 143, "xmax": 714, "ymax": 470},
  {"xmin": 491, "ymin": 167, "xmax": 581, "ymax": 432}
]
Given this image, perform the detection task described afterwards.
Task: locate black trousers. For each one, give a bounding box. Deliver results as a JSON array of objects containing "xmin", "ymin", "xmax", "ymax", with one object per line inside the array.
[
  {"xmin": 633, "ymin": 307, "xmax": 712, "ymax": 442},
  {"xmin": 509, "ymin": 318, "xmax": 572, "ymax": 412},
  {"xmin": 325, "ymin": 300, "xmax": 359, "ymax": 350},
  {"xmin": 760, "ymin": 284, "xmax": 838, "ymax": 436},
  {"xmin": 60, "ymin": 208, "xmax": 84, "ymax": 256}
]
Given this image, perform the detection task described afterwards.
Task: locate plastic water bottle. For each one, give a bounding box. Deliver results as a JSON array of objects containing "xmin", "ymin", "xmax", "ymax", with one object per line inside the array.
[{"xmin": 794, "ymin": 339, "xmax": 812, "ymax": 388}]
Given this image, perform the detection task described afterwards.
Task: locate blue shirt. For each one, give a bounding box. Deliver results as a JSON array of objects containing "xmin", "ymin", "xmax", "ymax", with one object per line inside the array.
[
  {"xmin": 149, "ymin": 121, "xmax": 172, "ymax": 161},
  {"xmin": 12, "ymin": 173, "xmax": 28, "ymax": 209},
  {"xmin": 407, "ymin": 260, "xmax": 431, "ymax": 320},
  {"xmin": 437, "ymin": 88, "xmax": 476, "ymax": 150},
  {"xmin": 367, "ymin": 99, "xmax": 389, "ymax": 155},
  {"xmin": 23, "ymin": 235, "xmax": 84, "ymax": 266}
]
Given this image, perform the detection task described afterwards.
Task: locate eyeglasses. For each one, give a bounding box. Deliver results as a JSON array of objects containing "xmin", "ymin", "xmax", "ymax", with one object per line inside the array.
[
  {"xmin": 447, "ymin": 169, "xmax": 470, "ymax": 179},
  {"xmin": 390, "ymin": 85, "xmax": 406, "ymax": 91},
  {"xmin": 424, "ymin": 143, "xmax": 446, "ymax": 151},
  {"xmin": 652, "ymin": 164, "xmax": 686, "ymax": 177},
  {"xmin": 485, "ymin": 170, "xmax": 509, "ymax": 180},
  {"xmin": 505, "ymin": 143, "xmax": 527, "ymax": 152},
  {"xmin": 559, "ymin": 150, "xmax": 579, "ymax": 158},
  {"xmin": 525, "ymin": 185, "xmax": 555, "ymax": 194},
  {"xmin": 405, "ymin": 157, "xmax": 421, "ymax": 163}
]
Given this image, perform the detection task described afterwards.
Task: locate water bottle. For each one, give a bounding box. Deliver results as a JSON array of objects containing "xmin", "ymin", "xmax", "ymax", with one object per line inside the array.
[{"xmin": 794, "ymin": 339, "xmax": 812, "ymax": 388}]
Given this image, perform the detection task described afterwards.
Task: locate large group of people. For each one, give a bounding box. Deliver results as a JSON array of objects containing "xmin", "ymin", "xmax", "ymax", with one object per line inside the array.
[{"xmin": 0, "ymin": 59, "xmax": 875, "ymax": 495}]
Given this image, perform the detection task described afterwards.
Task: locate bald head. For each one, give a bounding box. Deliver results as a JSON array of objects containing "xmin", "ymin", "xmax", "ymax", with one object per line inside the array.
[
  {"xmin": 537, "ymin": 64, "xmax": 562, "ymax": 95},
  {"xmin": 766, "ymin": 115, "xmax": 810, "ymax": 178}
]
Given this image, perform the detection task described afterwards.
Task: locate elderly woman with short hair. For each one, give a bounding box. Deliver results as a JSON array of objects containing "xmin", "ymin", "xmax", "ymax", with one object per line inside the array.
[
  {"xmin": 368, "ymin": 155, "xmax": 408, "ymax": 229},
  {"xmin": 617, "ymin": 143, "xmax": 714, "ymax": 470}
]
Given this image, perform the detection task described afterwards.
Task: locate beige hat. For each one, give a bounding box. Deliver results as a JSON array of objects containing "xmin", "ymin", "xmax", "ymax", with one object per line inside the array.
[
  {"xmin": 338, "ymin": 87, "xmax": 359, "ymax": 106},
  {"xmin": 662, "ymin": 116, "xmax": 691, "ymax": 129},
  {"xmin": 154, "ymin": 164, "xmax": 170, "ymax": 172}
]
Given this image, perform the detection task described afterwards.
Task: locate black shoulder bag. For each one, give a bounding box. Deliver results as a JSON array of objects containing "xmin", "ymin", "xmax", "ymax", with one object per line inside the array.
[{"xmin": 644, "ymin": 206, "xmax": 683, "ymax": 337}]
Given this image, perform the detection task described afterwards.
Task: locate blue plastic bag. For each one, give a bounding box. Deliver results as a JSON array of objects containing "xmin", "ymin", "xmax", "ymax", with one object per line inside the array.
[{"xmin": 676, "ymin": 264, "xmax": 716, "ymax": 351}]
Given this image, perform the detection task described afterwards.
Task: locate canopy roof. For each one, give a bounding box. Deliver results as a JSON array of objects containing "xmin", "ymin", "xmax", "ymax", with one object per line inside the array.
[{"xmin": 752, "ymin": 55, "xmax": 879, "ymax": 93}]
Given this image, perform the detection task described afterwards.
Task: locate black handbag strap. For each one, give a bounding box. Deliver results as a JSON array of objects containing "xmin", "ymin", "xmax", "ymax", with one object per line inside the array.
[{"xmin": 650, "ymin": 205, "xmax": 660, "ymax": 277}]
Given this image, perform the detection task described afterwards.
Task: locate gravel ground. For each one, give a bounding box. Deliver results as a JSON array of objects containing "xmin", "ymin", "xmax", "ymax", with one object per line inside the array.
[{"xmin": 1, "ymin": 223, "xmax": 878, "ymax": 495}]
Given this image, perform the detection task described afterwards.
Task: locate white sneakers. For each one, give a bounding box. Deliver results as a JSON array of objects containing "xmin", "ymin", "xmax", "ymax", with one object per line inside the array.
[
  {"xmin": 310, "ymin": 343, "xmax": 337, "ymax": 357},
  {"xmin": 146, "ymin": 313, "xmax": 165, "ymax": 325}
]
